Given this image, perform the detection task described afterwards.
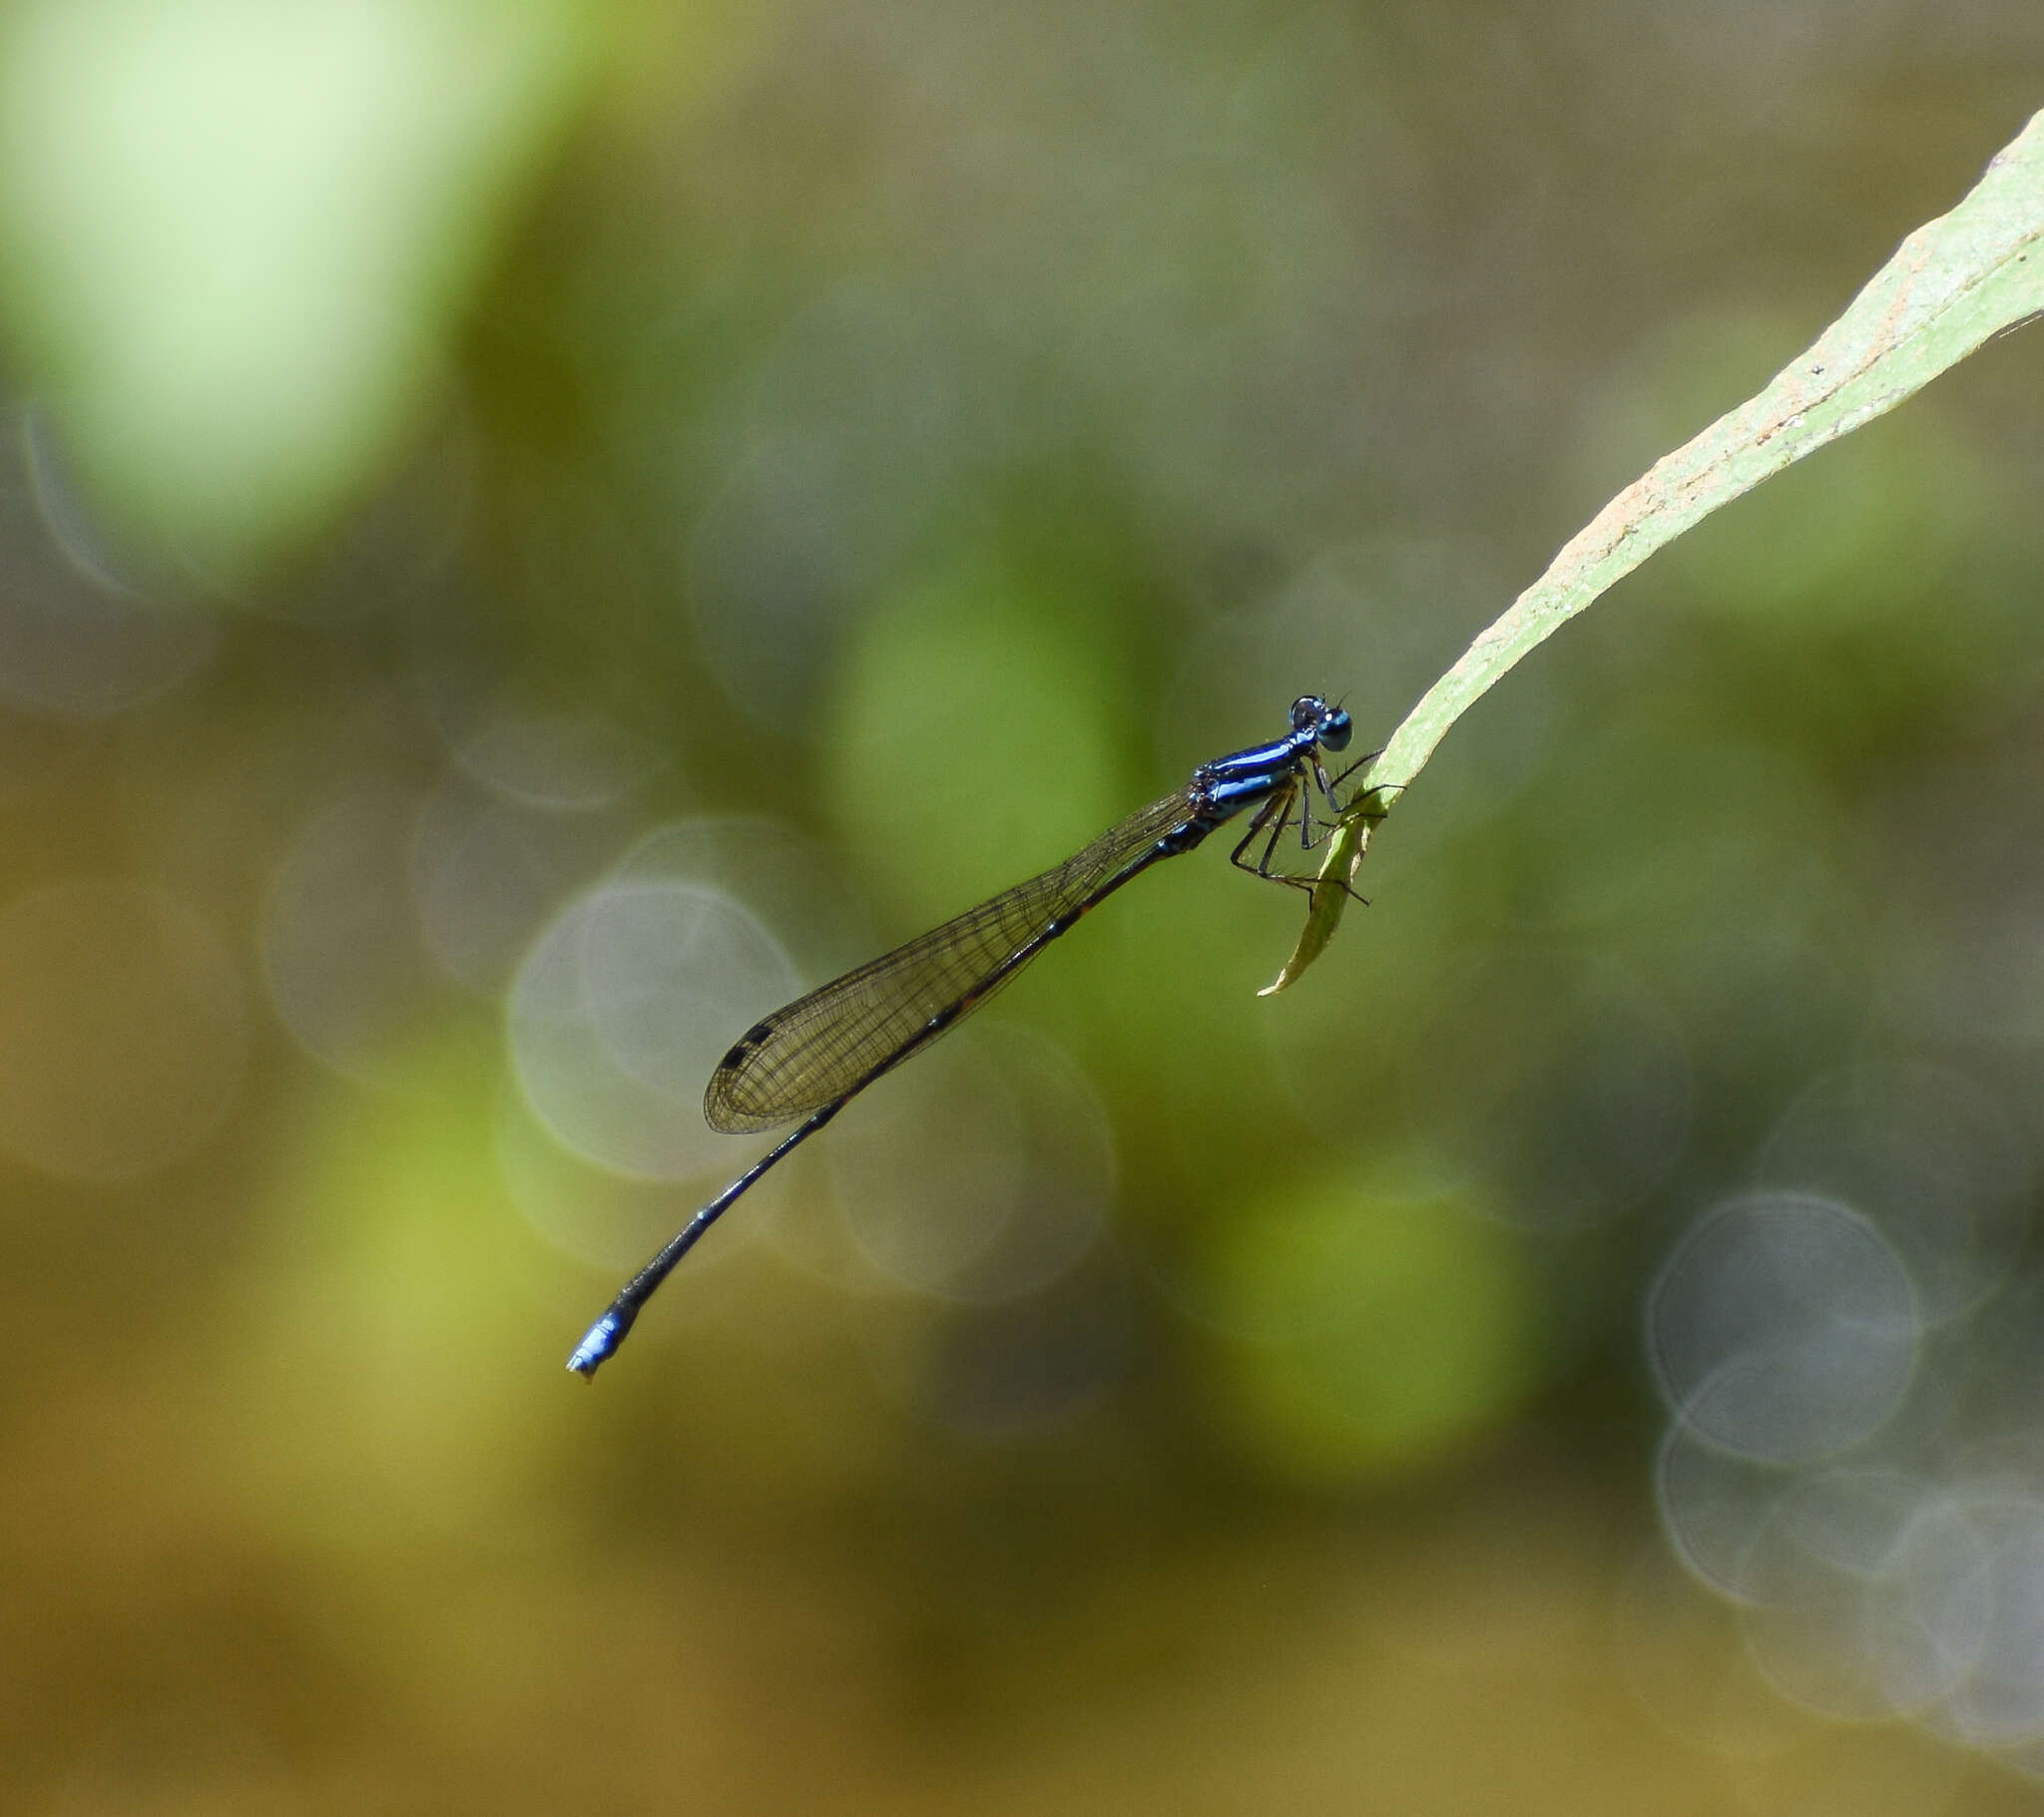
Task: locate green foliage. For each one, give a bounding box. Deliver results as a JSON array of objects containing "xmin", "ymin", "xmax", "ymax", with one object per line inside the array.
[{"xmin": 1271, "ymin": 107, "xmax": 2044, "ymax": 991}]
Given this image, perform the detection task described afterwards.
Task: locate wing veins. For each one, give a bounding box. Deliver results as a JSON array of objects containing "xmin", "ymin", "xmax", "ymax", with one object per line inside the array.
[{"xmin": 705, "ymin": 790, "xmax": 1195, "ymax": 1132}]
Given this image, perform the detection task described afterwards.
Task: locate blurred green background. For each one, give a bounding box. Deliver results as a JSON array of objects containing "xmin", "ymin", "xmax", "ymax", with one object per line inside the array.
[{"xmin": 2, "ymin": 1, "xmax": 2044, "ymax": 1811}]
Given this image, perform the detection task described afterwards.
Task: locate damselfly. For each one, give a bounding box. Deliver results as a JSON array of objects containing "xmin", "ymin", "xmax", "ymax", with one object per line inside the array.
[{"xmin": 568, "ymin": 693, "xmax": 1365, "ymax": 1377}]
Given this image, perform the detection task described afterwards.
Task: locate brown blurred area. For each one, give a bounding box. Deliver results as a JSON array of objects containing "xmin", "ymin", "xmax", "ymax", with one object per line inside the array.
[{"xmin": 2, "ymin": 1, "xmax": 2044, "ymax": 1811}]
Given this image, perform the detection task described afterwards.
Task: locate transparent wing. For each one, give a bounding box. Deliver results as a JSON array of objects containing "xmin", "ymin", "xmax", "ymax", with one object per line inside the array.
[{"xmin": 704, "ymin": 791, "xmax": 1196, "ymax": 1133}]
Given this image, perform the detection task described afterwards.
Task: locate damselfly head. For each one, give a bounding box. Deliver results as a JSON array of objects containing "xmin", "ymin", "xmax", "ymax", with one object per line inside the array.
[{"xmin": 1290, "ymin": 694, "xmax": 1351, "ymax": 750}]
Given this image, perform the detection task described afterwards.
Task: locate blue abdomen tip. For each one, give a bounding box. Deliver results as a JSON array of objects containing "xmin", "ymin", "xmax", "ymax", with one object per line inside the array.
[{"xmin": 567, "ymin": 1313, "xmax": 621, "ymax": 1377}]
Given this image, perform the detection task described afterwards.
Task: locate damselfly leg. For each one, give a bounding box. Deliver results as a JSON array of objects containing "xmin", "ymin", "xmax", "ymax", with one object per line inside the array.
[{"xmin": 1227, "ymin": 749, "xmax": 1386, "ymax": 902}]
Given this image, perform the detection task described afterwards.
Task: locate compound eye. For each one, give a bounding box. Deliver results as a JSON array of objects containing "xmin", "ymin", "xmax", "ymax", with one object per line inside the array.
[
  {"xmin": 1320, "ymin": 706, "xmax": 1352, "ymax": 751},
  {"xmin": 1290, "ymin": 694, "xmax": 1324, "ymax": 730}
]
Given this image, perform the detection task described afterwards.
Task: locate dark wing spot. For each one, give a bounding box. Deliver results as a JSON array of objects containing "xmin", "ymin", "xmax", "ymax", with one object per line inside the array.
[{"xmin": 720, "ymin": 1020, "xmax": 774, "ymax": 1074}]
